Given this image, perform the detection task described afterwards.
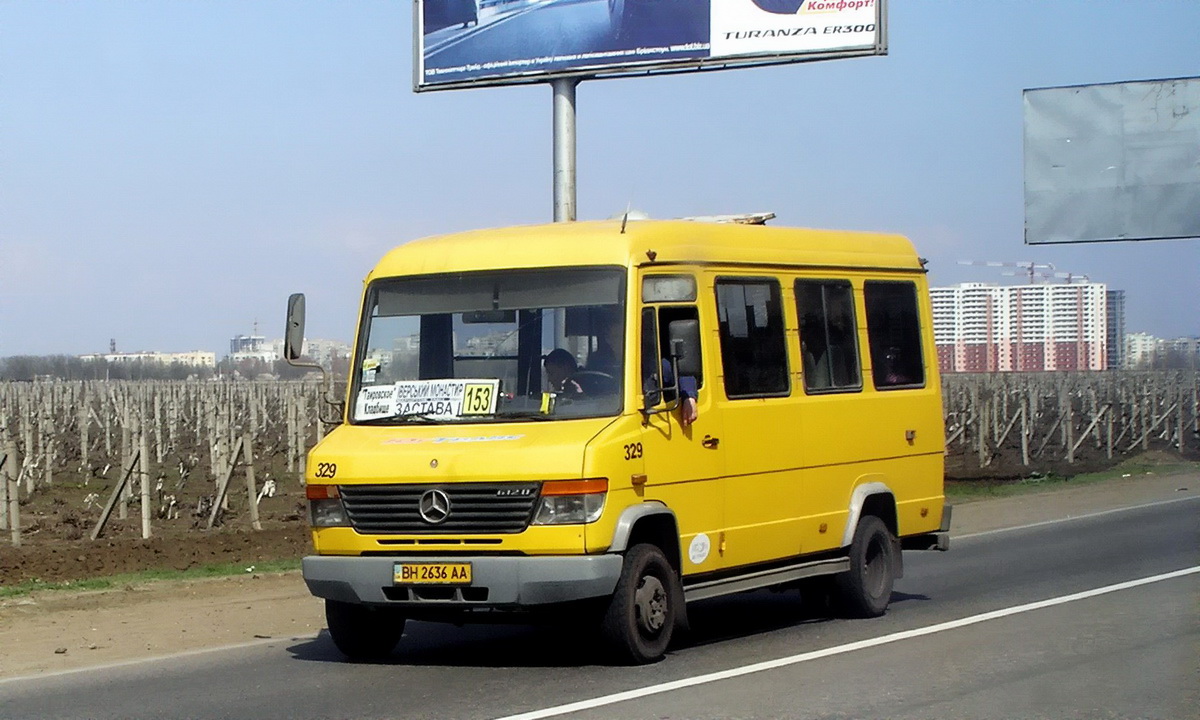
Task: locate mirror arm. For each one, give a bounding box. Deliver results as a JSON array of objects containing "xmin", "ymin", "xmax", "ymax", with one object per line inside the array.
[
  {"xmin": 285, "ymin": 355, "xmax": 344, "ymax": 425},
  {"xmin": 639, "ymin": 350, "xmax": 684, "ymax": 423}
]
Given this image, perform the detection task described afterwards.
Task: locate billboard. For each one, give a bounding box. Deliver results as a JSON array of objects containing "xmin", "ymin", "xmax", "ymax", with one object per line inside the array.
[
  {"xmin": 415, "ymin": 0, "xmax": 886, "ymax": 92},
  {"xmin": 1024, "ymin": 77, "xmax": 1200, "ymax": 244}
]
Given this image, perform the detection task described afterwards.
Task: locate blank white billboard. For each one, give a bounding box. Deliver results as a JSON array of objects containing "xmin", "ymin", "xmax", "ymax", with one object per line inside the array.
[{"xmin": 1024, "ymin": 77, "xmax": 1200, "ymax": 244}]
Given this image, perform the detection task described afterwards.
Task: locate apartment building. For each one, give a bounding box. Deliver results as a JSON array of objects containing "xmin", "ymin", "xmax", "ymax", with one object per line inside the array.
[
  {"xmin": 79, "ymin": 350, "xmax": 217, "ymax": 368},
  {"xmin": 931, "ymin": 282, "xmax": 1109, "ymax": 373}
]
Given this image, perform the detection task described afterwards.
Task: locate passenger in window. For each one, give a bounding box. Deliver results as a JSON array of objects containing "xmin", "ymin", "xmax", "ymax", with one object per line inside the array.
[
  {"xmin": 543, "ymin": 349, "xmax": 583, "ymax": 395},
  {"xmin": 801, "ymin": 312, "xmax": 833, "ymax": 389},
  {"xmin": 879, "ymin": 346, "xmax": 910, "ymax": 386}
]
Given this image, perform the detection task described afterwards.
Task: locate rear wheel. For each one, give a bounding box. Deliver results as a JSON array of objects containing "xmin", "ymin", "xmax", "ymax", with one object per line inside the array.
[
  {"xmin": 325, "ymin": 599, "xmax": 406, "ymax": 661},
  {"xmin": 834, "ymin": 515, "xmax": 897, "ymax": 618},
  {"xmin": 601, "ymin": 543, "xmax": 678, "ymax": 664}
]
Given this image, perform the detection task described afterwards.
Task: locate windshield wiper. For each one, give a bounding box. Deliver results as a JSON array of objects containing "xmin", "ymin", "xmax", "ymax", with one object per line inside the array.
[
  {"xmin": 356, "ymin": 413, "xmax": 441, "ymax": 426},
  {"xmin": 493, "ymin": 410, "xmax": 554, "ymax": 421}
]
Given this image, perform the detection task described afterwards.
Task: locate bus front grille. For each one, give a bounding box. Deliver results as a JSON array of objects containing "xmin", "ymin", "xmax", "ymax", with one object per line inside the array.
[{"xmin": 338, "ymin": 483, "xmax": 540, "ymax": 534}]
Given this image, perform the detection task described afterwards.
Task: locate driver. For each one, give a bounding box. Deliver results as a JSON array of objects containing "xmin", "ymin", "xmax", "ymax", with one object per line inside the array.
[{"xmin": 543, "ymin": 349, "xmax": 583, "ymax": 395}]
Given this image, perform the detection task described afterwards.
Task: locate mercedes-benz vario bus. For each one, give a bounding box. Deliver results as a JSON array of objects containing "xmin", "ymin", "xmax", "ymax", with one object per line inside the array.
[{"xmin": 287, "ymin": 217, "xmax": 949, "ymax": 664}]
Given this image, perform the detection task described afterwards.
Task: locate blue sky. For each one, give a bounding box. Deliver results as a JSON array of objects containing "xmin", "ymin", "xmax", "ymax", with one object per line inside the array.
[{"xmin": 2, "ymin": 0, "xmax": 1198, "ymax": 357}]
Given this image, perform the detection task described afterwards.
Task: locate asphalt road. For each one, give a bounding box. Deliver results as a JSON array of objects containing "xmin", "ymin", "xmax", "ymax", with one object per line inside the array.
[{"xmin": 2, "ymin": 496, "xmax": 1197, "ymax": 720}]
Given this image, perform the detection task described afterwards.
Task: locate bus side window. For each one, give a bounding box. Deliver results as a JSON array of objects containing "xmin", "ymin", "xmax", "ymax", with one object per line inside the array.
[
  {"xmin": 715, "ymin": 279, "xmax": 789, "ymax": 398},
  {"xmin": 864, "ymin": 281, "xmax": 926, "ymax": 389},
  {"xmin": 795, "ymin": 279, "xmax": 861, "ymax": 393}
]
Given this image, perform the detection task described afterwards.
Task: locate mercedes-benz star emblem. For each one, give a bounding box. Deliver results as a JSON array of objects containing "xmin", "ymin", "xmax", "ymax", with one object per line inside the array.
[{"xmin": 418, "ymin": 489, "xmax": 451, "ymax": 524}]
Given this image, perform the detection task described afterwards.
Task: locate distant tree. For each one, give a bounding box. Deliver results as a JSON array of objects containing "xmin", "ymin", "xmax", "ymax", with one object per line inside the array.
[
  {"xmin": 0, "ymin": 356, "xmax": 37, "ymax": 381},
  {"xmin": 0, "ymin": 355, "xmax": 214, "ymax": 381}
]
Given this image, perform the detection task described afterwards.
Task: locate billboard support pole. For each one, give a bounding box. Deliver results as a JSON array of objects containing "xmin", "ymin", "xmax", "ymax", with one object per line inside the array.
[{"xmin": 551, "ymin": 77, "xmax": 578, "ymax": 223}]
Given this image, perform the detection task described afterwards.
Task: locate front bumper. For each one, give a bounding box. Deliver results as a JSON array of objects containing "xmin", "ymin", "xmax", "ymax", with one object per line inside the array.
[{"xmin": 303, "ymin": 554, "xmax": 623, "ymax": 607}]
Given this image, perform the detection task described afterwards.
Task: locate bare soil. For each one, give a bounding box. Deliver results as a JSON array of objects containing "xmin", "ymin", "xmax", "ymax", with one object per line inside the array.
[
  {"xmin": 0, "ymin": 522, "xmax": 310, "ymax": 587},
  {"xmin": 1, "ymin": 462, "xmax": 1197, "ymax": 680},
  {"xmin": 0, "ymin": 461, "xmax": 312, "ymax": 586}
]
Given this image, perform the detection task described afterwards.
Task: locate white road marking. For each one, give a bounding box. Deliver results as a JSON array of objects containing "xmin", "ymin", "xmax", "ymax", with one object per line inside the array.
[
  {"xmin": 492, "ymin": 566, "xmax": 1200, "ymax": 720},
  {"xmin": 954, "ymin": 494, "xmax": 1200, "ymax": 541}
]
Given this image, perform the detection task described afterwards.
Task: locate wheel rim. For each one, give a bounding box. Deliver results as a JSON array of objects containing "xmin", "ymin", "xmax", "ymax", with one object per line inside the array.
[
  {"xmin": 634, "ymin": 575, "xmax": 668, "ymax": 635},
  {"xmin": 863, "ymin": 534, "xmax": 888, "ymax": 598}
]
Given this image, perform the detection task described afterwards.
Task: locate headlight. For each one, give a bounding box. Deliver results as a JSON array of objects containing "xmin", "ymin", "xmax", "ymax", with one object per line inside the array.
[
  {"xmin": 306, "ymin": 484, "xmax": 349, "ymax": 527},
  {"xmin": 531, "ymin": 479, "xmax": 607, "ymax": 525}
]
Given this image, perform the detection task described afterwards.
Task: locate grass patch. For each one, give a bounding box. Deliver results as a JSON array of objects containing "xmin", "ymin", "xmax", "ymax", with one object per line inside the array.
[
  {"xmin": 0, "ymin": 558, "xmax": 301, "ymax": 600},
  {"xmin": 946, "ymin": 455, "xmax": 1200, "ymax": 502}
]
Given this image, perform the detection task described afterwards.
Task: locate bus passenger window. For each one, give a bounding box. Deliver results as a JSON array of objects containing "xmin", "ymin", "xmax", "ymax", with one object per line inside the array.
[
  {"xmin": 795, "ymin": 280, "xmax": 861, "ymax": 393},
  {"xmin": 864, "ymin": 281, "xmax": 926, "ymax": 389},
  {"xmin": 715, "ymin": 279, "xmax": 789, "ymax": 398}
]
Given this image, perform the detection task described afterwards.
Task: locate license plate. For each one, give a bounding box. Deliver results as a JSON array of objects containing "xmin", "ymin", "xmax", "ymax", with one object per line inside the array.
[{"xmin": 393, "ymin": 562, "xmax": 472, "ymax": 585}]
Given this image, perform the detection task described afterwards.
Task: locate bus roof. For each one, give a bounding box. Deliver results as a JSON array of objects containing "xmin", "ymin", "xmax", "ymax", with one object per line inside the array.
[{"xmin": 369, "ymin": 220, "xmax": 923, "ymax": 281}]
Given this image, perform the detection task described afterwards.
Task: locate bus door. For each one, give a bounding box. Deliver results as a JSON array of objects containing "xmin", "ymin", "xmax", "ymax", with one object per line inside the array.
[
  {"xmin": 711, "ymin": 276, "xmax": 804, "ymax": 568},
  {"xmin": 637, "ymin": 274, "xmax": 725, "ymax": 577}
]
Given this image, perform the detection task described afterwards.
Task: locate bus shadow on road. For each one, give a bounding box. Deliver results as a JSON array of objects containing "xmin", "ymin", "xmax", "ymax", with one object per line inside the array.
[
  {"xmin": 286, "ymin": 621, "xmax": 605, "ymax": 668},
  {"xmin": 284, "ymin": 588, "xmax": 930, "ymax": 667},
  {"xmin": 680, "ymin": 588, "xmax": 837, "ymax": 649},
  {"xmin": 674, "ymin": 588, "xmax": 931, "ymax": 650}
]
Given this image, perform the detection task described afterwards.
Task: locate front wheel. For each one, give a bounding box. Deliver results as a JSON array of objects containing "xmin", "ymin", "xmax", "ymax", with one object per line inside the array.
[
  {"xmin": 325, "ymin": 599, "xmax": 406, "ymax": 661},
  {"xmin": 833, "ymin": 515, "xmax": 898, "ymax": 618},
  {"xmin": 601, "ymin": 543, "xmax": 679, "ymax": 664}
]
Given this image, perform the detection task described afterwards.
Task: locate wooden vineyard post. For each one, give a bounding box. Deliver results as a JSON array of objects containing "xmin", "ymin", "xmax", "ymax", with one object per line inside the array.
[
  {"xmin": 1142, "ymin": 392, "xmax": 1151, "ymax": 452},
  {"xmin": 1062, "ymin": 384, "xmax": 1074, "ymax": 464},
  {"xmin": 207, "ymin": 436, "xmax": 245, "ymax": 530},
  {"xmin": 90, "ymin": 448, "xmax": 141, "ymax": 541},
  {"xmin": 39, "ymin": 388, "xmax": 53, "ymax": 488},
  {"xmin": 153, "ymin": 391, "xmax": 165, "ymax": 465},
  {"xmin": 139, "ymin": 420, "xmax": 152, "ymax": 540},
  {"xmin": 0, "ymin": 450, "xmax": 7, "ymax": 533},
  {"xmin": 1019, "ymin": 401, "xmax": 1030, "ymax": 467},
  {"xmin": 4, "ymin": 438, "xmax": 19, "ymax": 547},
  {"xmin": 20, "ymin": 408, "xmax": 33, "ymax": 495},
  {"xmin": 243, "ymin": 433, "xmax": 261, "ymax": 531},
  {"xmin": 286, "ymin": 394, "xmax": 297, "ymax": 475},
  {"xmin": 118, "ymin": 406, "xmax": 131, "ymax": 520},
  {"xmin": 79, "ymin": 393, "xmax": 90, "ymax": 472},
  {"xmin": 1106, "ymin": 403, "xmax": 1115, "ymax": 459},
  {"xmin": 0, "ymin": 415, "xmax": 8, "ymax": 533},
  {"xmin": 1177, "ymin": 383, "xmax": 1186, "ymax": 455}
]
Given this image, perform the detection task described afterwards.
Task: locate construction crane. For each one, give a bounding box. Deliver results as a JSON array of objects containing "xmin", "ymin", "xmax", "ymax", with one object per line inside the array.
[
  {"xmin": 998, "ymin": 270, "xmax": 1093, "ymax": 284},
  {"xmin": 958, "ymin": 260, "xmax": 1056, "ymax": 283}
]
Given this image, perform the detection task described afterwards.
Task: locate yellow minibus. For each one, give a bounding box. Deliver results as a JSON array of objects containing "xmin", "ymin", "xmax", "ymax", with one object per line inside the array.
[{"xmin": 287, "ymin": 216, "xmax": 949, "ymax": 664}]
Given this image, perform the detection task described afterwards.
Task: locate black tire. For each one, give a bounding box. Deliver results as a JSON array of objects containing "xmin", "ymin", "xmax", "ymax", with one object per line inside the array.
[
  {"xmin": 325, "ymin": 599, "xmax": 406, "ymax": 661},
  {"xmin": 833, "ymin": 515, "xmax": 897, "ymax": 618},
  {"xmin": 601, "ymin": 543, "xmax": 678, "ymax": 664}
]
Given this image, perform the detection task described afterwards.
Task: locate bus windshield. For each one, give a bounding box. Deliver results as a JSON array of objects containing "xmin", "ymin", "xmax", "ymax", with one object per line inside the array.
[{"xmin": 351, "ymin": 266, "xmax": 626, "ymax": 424}]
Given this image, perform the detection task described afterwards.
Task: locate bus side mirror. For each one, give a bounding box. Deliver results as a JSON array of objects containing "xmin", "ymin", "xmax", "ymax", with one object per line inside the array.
[
  {"xmin": 668, "ymin": 319, "xmax": 701, "ymax": 378},
  {"xmin": 284, "ymin": 293, "xmax": 306, "ymax": 362}
]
